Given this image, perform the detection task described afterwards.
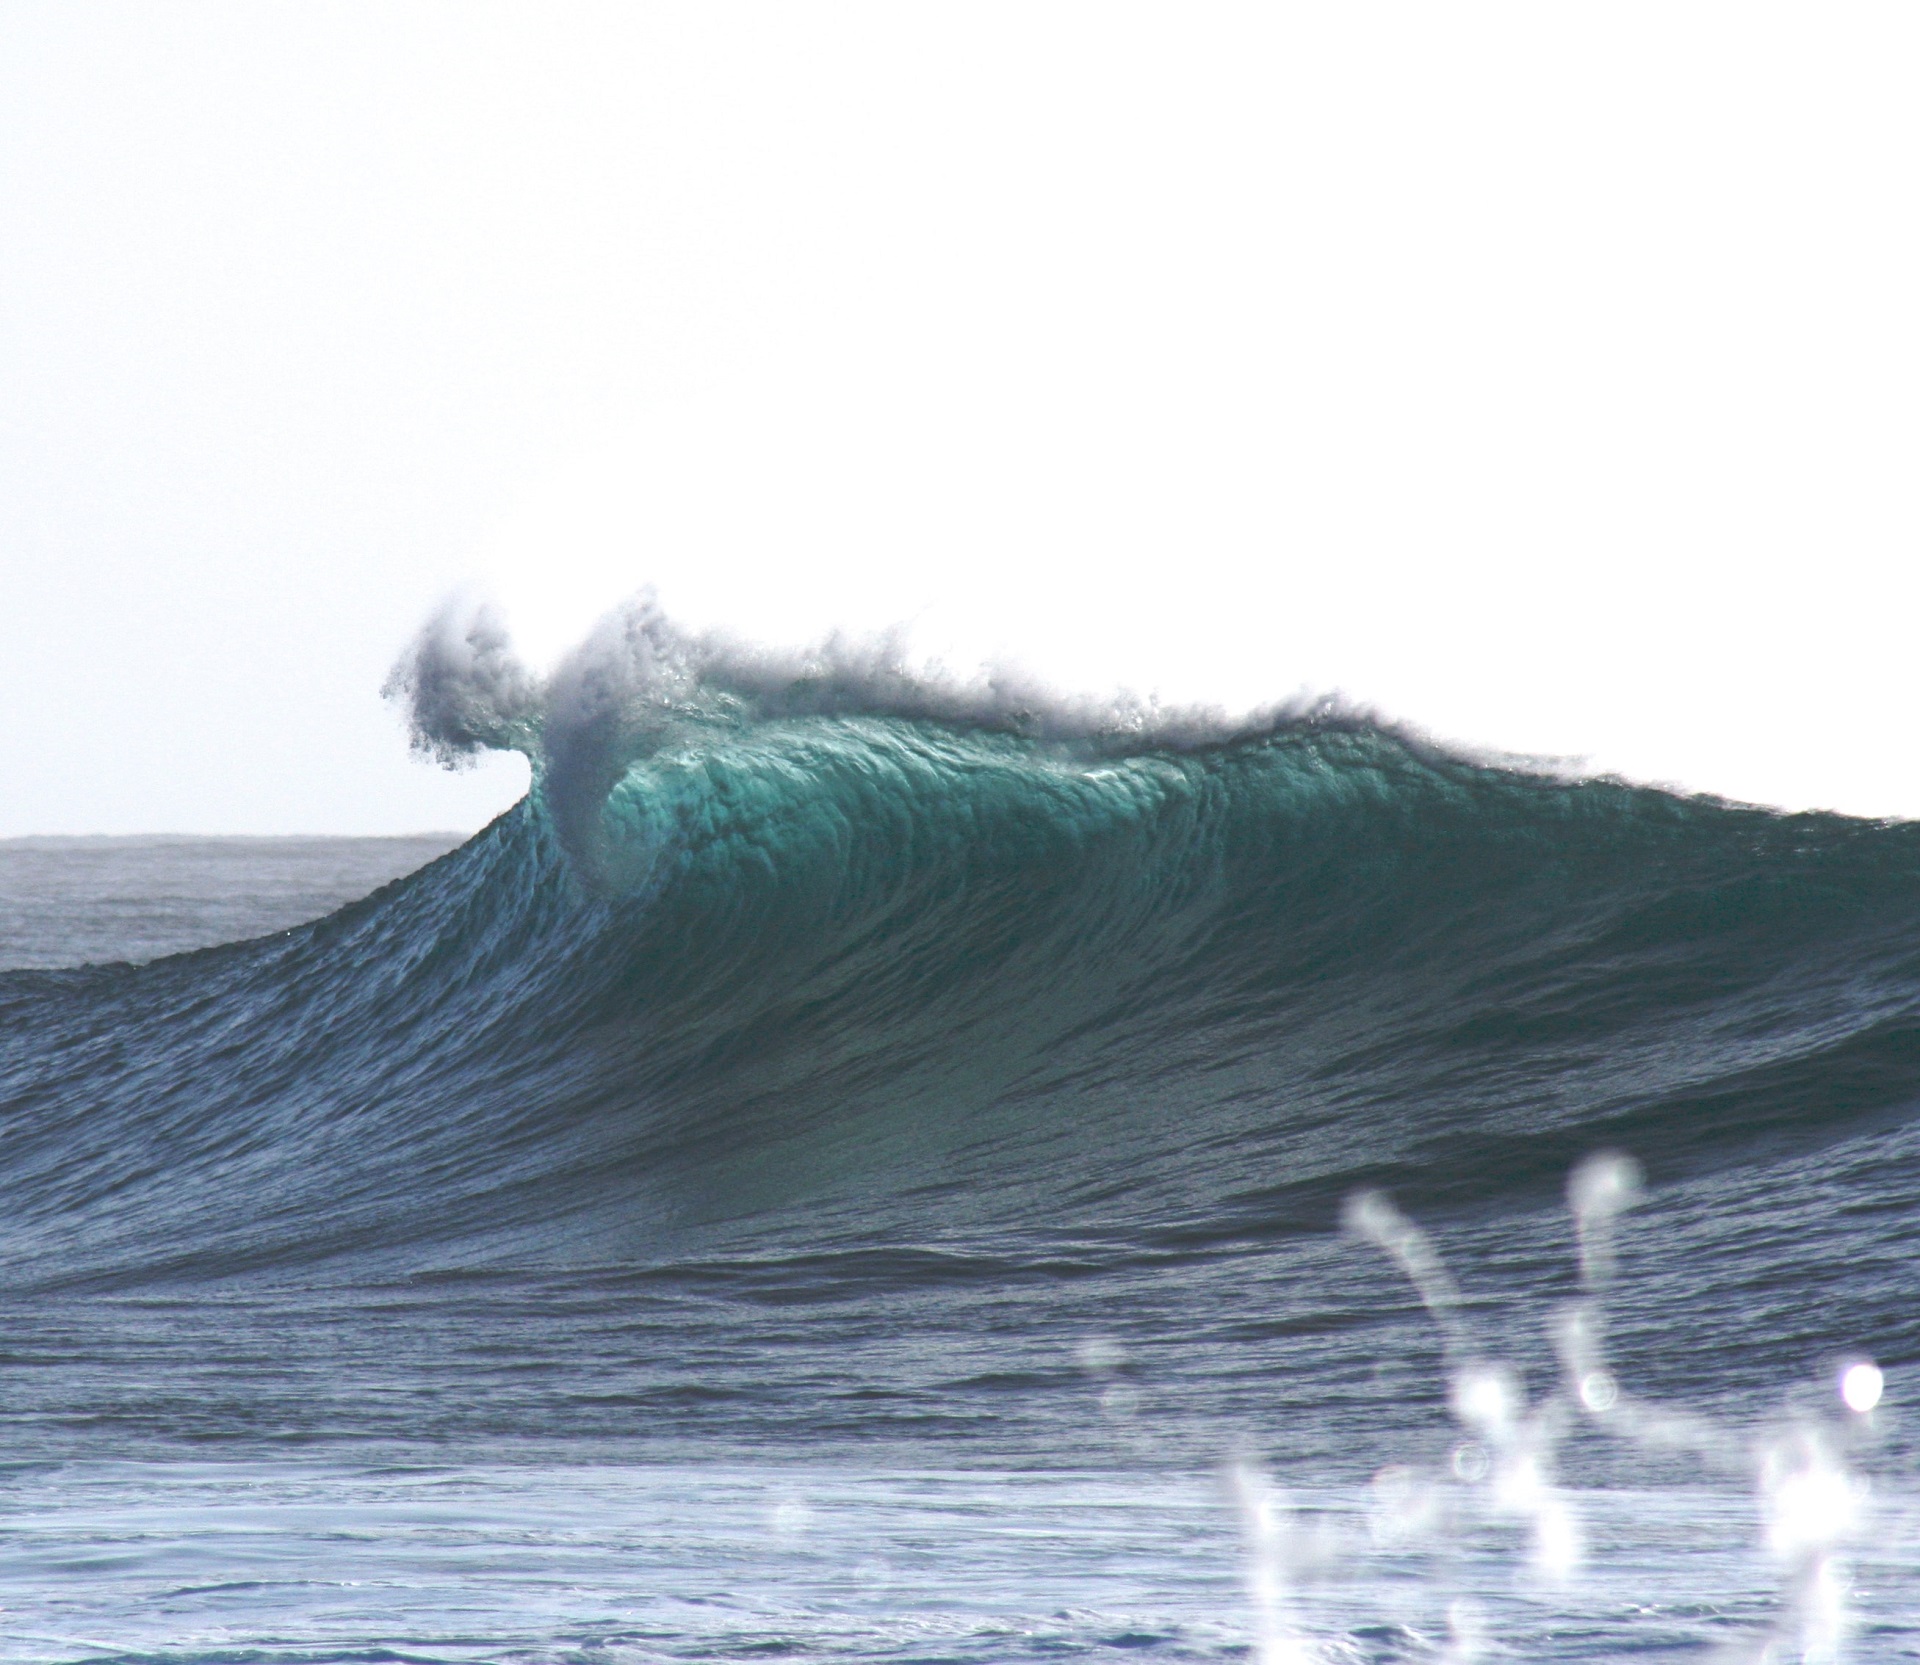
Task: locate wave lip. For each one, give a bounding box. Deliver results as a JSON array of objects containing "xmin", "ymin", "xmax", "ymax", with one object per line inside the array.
[{"xmin": 383, "ymin": 593, "xmax": 1369, "ymax": 871}]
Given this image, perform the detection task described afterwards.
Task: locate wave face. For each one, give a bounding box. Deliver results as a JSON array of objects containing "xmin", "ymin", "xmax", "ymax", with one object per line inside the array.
[{"xmin": 6, "ymin": 624, "xmax": 1920, "ymax": 1292}]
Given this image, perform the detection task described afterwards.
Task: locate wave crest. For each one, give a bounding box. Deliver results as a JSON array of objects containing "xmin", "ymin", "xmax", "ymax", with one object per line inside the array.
[{"xmin": 387, "ymin": 592, "xmax": 1353, "ymax": 872}]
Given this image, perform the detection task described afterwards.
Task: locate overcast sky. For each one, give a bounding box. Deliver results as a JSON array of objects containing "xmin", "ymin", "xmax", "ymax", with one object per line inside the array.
[{"xmin": 5, "ymin": 4, "xmax": 1917, "ymax": 835}]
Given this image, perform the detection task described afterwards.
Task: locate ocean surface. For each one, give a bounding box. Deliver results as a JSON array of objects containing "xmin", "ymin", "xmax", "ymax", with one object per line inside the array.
[
  {"xmin": 1, "ymin": 605, "xmax": 1915, "ymax": 1662},
  {"xmin": 0, "ymin": 835, "xmax": 464, "ymax": 971}
]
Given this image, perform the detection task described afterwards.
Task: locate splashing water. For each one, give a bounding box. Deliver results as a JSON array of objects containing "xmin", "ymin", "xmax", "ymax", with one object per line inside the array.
[{"xmin": 1240, "ymin": 1155, "xmax": 1898, "ymax": 1663}]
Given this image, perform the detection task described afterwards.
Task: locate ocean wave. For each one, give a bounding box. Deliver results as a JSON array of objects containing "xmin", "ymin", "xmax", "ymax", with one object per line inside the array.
[{"xmin": 4, "ymin": 605, "xmax": 1920, "ymax": 1287}]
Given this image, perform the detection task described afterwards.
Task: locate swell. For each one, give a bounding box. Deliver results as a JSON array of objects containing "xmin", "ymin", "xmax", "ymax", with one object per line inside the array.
[{"xmin": 4, "ymin": 701, "xmax": 1920, "ymax": 1288}]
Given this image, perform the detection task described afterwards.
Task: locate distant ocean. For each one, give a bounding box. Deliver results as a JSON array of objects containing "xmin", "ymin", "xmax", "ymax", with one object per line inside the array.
[
  {"xmin": 0, "ymin": 835, "xmax": 464, "ymax": 971},
  {"xmin": 0, "ymin": 600, "xmax": 1913, "ymax": 1662}
]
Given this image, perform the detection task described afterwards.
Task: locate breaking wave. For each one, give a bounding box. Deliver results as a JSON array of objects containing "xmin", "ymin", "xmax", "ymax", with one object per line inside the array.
[{"xmin": 5, "ymin": 597, "xmax": 1920, "ymax": 1290}]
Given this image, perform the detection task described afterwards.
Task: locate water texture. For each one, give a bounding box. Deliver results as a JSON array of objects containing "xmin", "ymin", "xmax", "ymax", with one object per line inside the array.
[
  {"xmin": 0, "ymin": 835, "xmax": 462, "ymax": 971},
  {"xmin": 1, "ymin": 609, "xmax": 1914, "ymax": 1660}
]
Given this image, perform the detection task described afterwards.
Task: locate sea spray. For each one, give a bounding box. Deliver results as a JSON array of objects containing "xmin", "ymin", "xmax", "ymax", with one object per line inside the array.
[{"xmin": 1314, "ymin": 1153, "xmax": 1891, "ymax": 1662}]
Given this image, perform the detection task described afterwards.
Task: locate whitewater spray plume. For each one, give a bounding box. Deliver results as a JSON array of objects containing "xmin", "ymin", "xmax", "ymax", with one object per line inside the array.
[{"xmin": 382, "ymin": 595, "xmax": 541, "ymax": 763}]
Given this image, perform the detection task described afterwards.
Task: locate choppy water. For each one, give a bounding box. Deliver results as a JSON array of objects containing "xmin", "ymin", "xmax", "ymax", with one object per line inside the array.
[{"xmin": 0, "ymin": 602, "xmax": 1914, "ymax": 1661}]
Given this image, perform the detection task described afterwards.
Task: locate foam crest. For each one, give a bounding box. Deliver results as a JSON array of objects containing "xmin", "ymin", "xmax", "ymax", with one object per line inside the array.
[
  {"xmin": 383, "ymin": 596, "xmax": 541, "ymax": 765},
  {"xmin": 389, "ymin": 590, "xmax": 1356, "ymax": 849},
  {"xmin": 396, "ymin": 592, "xmax": 1232, "ymax": 756}
]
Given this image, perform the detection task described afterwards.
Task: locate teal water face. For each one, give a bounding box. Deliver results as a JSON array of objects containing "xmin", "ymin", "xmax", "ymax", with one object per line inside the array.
[{"xmin": 9, "ymin": 718, "xmax": 1920, "ymax": 1280}]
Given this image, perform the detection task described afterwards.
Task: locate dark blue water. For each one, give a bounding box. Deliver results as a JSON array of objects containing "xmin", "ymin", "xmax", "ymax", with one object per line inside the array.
[{"xmin": 0, "ymin": 605, "xmax": 1914, "ymax": 1661}]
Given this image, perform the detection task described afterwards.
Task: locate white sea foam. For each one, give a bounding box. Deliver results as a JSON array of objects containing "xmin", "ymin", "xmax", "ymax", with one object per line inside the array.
[{"xmin": 388, "ymin": 592, "xmax": 1351, "ymax": 766}]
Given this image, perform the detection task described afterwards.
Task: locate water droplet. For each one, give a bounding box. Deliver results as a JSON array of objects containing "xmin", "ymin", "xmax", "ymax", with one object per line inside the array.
[
  {"xmin": 1579, "ymin": 1369, "xmax": 1619, "ymax": 1413},
  {"xmin": 1451, "ymin": 1442, "xmax": 1490, "ymax": 1483},
  {"xmin": 1841, "ymin": 1360, "xmax": 1883, "ymax": 1414}
]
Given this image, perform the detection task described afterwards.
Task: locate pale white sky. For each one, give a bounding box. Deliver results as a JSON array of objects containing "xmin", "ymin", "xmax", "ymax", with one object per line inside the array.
[{"xmin": 4, "ymin": 3, "xmax": 1917, "ymax": 835}]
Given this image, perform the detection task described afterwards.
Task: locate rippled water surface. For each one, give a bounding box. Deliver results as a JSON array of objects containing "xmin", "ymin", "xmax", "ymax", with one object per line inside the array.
[
  {"xmin": 5, "ymin": 703, "xmax": 1919, "ymax": 1661},
  {"xmin": 2, "ymin": 1464, "xmax": 1914, "ymax": 1664}
]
